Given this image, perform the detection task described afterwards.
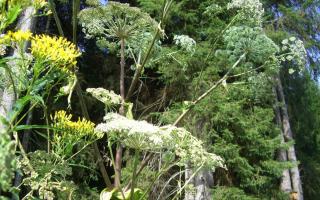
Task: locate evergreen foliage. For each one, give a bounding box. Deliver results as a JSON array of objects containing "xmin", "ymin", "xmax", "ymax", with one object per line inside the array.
[{"xmin": 0, "ymin": 0, "xmax": 319, "ymax": 199}]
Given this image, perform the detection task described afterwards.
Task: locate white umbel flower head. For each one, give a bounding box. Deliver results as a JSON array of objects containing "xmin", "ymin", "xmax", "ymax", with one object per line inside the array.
[
  {"xmin": 96, "ymin": 113, "xmax": 225, "ymax": 170},
  {"xmin": 280, "ymin": 37, "xmax": 307, "ymax": 67},
  {"xmin": 87, "ymin": 88, "xmax": 122, "ymax": 110},
  {"xmin": 173, "ymin": 35, "xmax": 196, "ymax": 53},
  {"xmin": 228, "ymin": 0, "xmax": 264, "ymax": 26}
]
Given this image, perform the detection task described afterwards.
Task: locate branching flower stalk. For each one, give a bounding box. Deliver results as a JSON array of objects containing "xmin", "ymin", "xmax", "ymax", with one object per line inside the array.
[
  {"xmin": 79, "ymin": 2, "xmax": 161, "ymax": 187},
  {"xmin": 125, "ymin": 0, "xmax": 174, "ymax": 100},
  {"xmin": 139, "ymin": 161, "xmax": 179, "ymax": 200},
  {"xmin": 156, "ymin": 170, "xmax": 187, "ymax": 200},
  {"xmin": 171, "ymin": 164, "xmax": 204, "ymax": 200},
  {"xmin": 174, "ymin": 53, "xmax": 246, "ymax": 126}
]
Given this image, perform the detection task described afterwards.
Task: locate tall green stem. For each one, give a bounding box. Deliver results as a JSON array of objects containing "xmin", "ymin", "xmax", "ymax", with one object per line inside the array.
[
  {"xmin": 72, "ymin": 0, "xmax": 80, "ymax": 43},
  {"xmin": 48, "ymin": 0, "xmax": 64, "ymax": 36},
  {"xmin": 108, "ymin": 142, "xmax": 126, "ymax": 200},
  {"xmin": 114, "ymin": 38, "xmax": 126, "ymax": 188},
  {"xmin": 130, "ymin": 150, "xmax": 140, "ymax": 200},
  {"xmin": 126, "ymin": 0, "xmax": 173, "ymax": 100},
  {"xmin": 75, "ymin": 83, "xmax": 112, "ymax": 187}
]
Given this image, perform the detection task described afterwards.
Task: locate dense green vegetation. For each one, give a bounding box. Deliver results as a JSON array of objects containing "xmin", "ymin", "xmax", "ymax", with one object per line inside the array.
[{"xmin": 0, "ymin": 0, "xmax": 319, "ymax": 199}]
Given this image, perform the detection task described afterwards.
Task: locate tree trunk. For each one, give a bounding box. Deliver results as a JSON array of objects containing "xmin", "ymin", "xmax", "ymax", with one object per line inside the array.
[
  {"xmin": 273, "ymin": 87, "xmax": 292, "ymax": 193},
  {"xmin": 184, "ymin": 167, "xmax": 213, "ymax": 200},
  {"xmin": 0, "ymin": 6, "xmax": 36, "ymax": 132},
  {"xmin": 185, "ymin": 121, "xmax": 214, "ymax": 200},
  {"xmin": 275, "ymin": 77, "xmax": 303, "ymax": 200}
]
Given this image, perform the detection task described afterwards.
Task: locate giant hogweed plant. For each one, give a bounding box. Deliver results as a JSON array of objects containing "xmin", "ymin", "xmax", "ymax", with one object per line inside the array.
[
  {"xmin": 0, "ymin": 1, "xmax": 219, "ymax": 199},
  {"xmin": 79, "ymin": 0, "xmax": 171, "ymax": 191},
  {"xmin": 155, "ymin": 0, "xmax": 307, "ymax": 126},
  {"xmin": 84, "ymin": 87, "xmax": 225, "ymax": 199}
]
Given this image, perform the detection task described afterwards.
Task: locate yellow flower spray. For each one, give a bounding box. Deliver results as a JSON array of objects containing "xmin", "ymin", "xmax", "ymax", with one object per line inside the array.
[{"xmin": 31, "ymin": 35, "xmax": 81, "ymax": 71}]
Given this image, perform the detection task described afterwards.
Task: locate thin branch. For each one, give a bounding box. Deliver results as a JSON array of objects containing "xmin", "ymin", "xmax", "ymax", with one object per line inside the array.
[
  {"xmin": 229, "ymin": 64, "xmax": 265, "ymax": 78},
  {"xmin": 126, "ymin": 0, "xmax": 173, "ymax": 100},
  {"xmin": 173, "ymin": 53, "xmax": 246, "ymax": 126},
  {"xmin": 124, "ymin": 152, "xmax": 153, "ymax": 190},
  {"xmin": 171, "ymin": 164, "xmax": 204, "ymax": 200},
  {"xmin": 48, "ymin": 0, "xmax": 64, "ymax": 36},
  {"xmin": 126, "ymin": 28, "xmax": 160, "ymax": 100},
  {"xmin": 72, "ymin": 0, "xmax": 80, "ymax": 43},
  {"xmin": 129, "ymin": 150, "xmax": 140, "ymax": 200},
  {"xmin": 75, "ymin": 83, "xmax": 112, "ymax": 187}
]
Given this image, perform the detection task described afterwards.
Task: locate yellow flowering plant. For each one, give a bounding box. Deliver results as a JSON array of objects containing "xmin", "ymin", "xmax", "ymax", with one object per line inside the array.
[
  {"xmin": 0, "ymin": 30, "xmax": 33, "ymax": 52},
  {"xmin": 51, "ymin": 110, "xmax": 102, "ymax": 157},
  {"xmin": 4, "ymin": 30, "xmax": 33, "ymax": 43},
  {"xmin": 0, "ymin": 31, "xmax": 82, "ymax": 162},
  {"xmin": 31, "ymin": 35, "xmax": 81, "ymax": 72},
  {"xmin": 32, "ymin": 0, "xmax": 48, "ymax": 10},
  {"xmin": 0, "ymin": 2, "xmax": 84, "ymax": 199}
]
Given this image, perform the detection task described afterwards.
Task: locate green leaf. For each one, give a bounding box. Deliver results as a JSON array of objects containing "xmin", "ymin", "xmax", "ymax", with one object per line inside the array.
[
  {"xmin": 6, "ymin": 5, "xmax": 22, "ymax": 24},
  {"xmin": 13, "ymin": 124, "xmax": 53, "ymax": 132},
  {"xmin": 115, "ymin": 188, "xmax": 145, "ymax": 200},
  {"xmin": 100, "ymin": 188, "xmax": 146, "ymax": 200},
  {"xmin": 8, "ymin": 95, "xmax": 44, "ymax": 124},
  {"xmin": 100, "ymin": 188, "xmax": 118, "ymax": 200}
]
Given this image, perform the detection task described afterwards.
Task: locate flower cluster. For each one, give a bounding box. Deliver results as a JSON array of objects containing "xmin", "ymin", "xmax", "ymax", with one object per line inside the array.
[
  {"xmin": 31, "ymin": 35, "xmax": 81, "ymax": 70},
  {"xmin": 222, "ymin": 26, "xmax": 279, "ymax": 64},
  {"xmin": 51, "ymin": 110, "xmax": 101, "ymax": 157},
  {"xmin": 227, "ymin": 0, "xmax": 264, "ymax": 26},
  {"xmin": 0, "ymin": 30, "xmax": 32, "ymax": 44},
  {"xmin": 280, "ymin": 37, "xmax": 307, "ymax": 66},
  {"xmin": 52, "ymin": 110, "xmax": 96, "ymax": 137},
  {"xmin": 204, "ymin": 4, "xmax": 223, "ymax": 17},
  {"xmin": 96, "ymin": 113, "xmax": 164, "ymax": 150},
  {"xmin": 79, "ymin": 1, "xmax": 157, "ymax": 41},
  {"xmin": 173, "ymin": 35, "xmax": 196, "ymax": 53},
  {"xmin": 95, "ymin": 113, "xmax": 225, "ymax": 170},
  {"xmin": 86, "ymin": 88, "xmax": 122, "ymax": 109},
  {"xmin": 33, "ymin": 0, "xmax": 48, "ymax": 10},
  {"xmin": 0, "ymin": 44, "xmax": 6, "ymax": 56}
]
